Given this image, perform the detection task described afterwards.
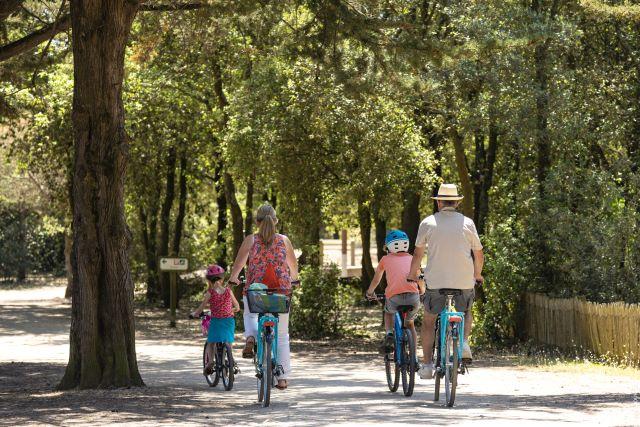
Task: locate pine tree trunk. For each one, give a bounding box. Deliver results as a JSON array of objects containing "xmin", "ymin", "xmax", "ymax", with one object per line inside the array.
[
  {"xmin": 64, "ymin": 230, "xmax": 73, "ymax": 299},
  {"xmin": 159, "ymin": 147, "xmax": 177, "ymax": 307},
  {"xmin": 244, "ymin": 174, "xmax": 254, "ymax": 236},
  {"xmin": 214, "ymin": 162, "xmax": 228, "ymax": 266},
  {"xmin": 358, "ymin": 198, "xmax": 374, "ymax": 290},
  {"xmin": 401, "ymin": 190, "xmax": 420, "ymax": 254},
  {"xmin": 172, "ymin": 152, "xmax": 188, "ymax": 255},
  {"xmin": 58, "ymin": 0, "xmax": 142, "ymax": 389}
]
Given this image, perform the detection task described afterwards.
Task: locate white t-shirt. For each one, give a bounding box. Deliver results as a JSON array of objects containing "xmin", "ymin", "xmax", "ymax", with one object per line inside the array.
[{"xmin": 415, "ymin": 207, "xmax": 483, "ymax": 290}]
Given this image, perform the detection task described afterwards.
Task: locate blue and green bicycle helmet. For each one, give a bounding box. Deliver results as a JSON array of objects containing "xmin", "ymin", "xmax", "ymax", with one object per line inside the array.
[{"xmin": 385, "ymin": 230, "xmax": 410, "ymax": 253}]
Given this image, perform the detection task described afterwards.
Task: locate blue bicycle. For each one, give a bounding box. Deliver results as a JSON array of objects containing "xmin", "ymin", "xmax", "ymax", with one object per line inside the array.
[
  {"xmin": 371, "ymin": 294, "xmax": 417, "ymax": 397},
  {"xmin": 245, "ymin": 285, "xmax": 291, "ymax": 407},
  {"xmin": 432, "ymin": 288, "xmax": 469, "ymax": 407}
]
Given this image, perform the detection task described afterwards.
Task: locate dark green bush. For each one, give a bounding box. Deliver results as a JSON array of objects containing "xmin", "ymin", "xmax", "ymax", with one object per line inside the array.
[{"xmin": 289, "ymin": 264, "xmax": 356, "ymax": 339}]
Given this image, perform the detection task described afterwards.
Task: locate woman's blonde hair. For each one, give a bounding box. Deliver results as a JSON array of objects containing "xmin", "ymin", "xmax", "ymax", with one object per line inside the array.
[{"xmin": 256, "ymin": 204, "xmax": 278, "ymax": 244}]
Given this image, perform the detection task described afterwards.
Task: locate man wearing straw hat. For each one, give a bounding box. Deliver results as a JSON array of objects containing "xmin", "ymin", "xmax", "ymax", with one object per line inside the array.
[{"xmin": 407, "ymin": 183, "xmax": 484, "ymax": 380}]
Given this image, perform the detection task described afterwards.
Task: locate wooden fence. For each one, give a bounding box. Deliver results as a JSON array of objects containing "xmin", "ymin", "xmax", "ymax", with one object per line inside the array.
[{"xmin": 524, "ymin": 293, "xmax": 640, "ymax": 365}]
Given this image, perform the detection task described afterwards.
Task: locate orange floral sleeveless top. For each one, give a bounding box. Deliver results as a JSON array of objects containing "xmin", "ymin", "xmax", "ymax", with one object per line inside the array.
[{"xmin": 245, "ymin": 234, "xmax": 291, "ymax": 295}]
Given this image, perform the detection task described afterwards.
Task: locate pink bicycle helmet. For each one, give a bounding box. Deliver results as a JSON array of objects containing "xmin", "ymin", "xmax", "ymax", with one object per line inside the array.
[{"xmin": 205, "ymin": 264, "xmax": 225, "ymax": 280}]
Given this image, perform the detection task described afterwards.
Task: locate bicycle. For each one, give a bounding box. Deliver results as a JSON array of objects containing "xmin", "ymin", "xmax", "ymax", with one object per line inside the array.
[
  {"xmin": 369, "ymin": 293, "xmax": 418, "ymax": 397},
  {"xmin": 189, "ymin": 311, "xmax": 238, "ymax": 391},
  {"xmin": 431, "ymin": 288, "xmax": 470, "ymax": 407},
  {"xmin": 244, "ymin": 284, "xmax": 293, "ymax": 408}
]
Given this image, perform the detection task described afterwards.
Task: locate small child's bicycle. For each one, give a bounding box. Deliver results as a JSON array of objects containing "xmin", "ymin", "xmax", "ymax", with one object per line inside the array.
[
  {"xmin": 189, "ymin": 311, "xmax": 239, "ymax": 391},
  {"xmin": 245, "ymin": 286, "xmax": 292, "ymax": 407},
  {"xmin": 431, "ymin": 288, "xmax": 470, "ymax": 407},
  {"xmin": 370, "ymin": 294, "xmax": 418, "ymax": 397}
]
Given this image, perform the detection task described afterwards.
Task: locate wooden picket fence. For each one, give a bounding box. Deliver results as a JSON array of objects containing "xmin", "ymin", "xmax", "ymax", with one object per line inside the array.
[{"xmin": 524, "ymin": 293, "xmax": 640, "ymax": 365}]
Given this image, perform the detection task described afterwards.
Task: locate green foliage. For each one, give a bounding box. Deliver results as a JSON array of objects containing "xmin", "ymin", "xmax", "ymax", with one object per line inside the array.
[{"xmin": 289, "ymin": 265, "xmax": 357, "ymax": 339}]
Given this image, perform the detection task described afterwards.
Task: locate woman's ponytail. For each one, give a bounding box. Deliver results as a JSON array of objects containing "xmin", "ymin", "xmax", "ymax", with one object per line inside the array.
[{"xmin": 256, "ymin": 204, "xmax": 277, "ymax": 244}]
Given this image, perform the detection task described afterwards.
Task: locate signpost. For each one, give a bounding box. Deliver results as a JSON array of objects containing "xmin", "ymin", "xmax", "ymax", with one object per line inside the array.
[{"xmin": 159, "ymin": 257, "xmax": 189, "ymax": 327}]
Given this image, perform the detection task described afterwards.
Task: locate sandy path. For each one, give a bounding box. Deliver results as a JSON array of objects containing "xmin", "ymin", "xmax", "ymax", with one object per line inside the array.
[{"xmin": 0, "ymin": 286, "xmax": 639, "ymax": 426}]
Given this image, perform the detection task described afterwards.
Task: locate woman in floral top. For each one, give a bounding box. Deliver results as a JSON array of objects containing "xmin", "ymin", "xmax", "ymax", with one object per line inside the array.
[{"xmin": 228, "ymin": 204, "xmax": 299, "ymax": 390}]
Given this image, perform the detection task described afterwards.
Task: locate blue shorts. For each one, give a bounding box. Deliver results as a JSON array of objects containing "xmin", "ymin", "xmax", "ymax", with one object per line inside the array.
[{"xmin": 207, "ymin": 317, "xmax": 235, "ymax": 343}]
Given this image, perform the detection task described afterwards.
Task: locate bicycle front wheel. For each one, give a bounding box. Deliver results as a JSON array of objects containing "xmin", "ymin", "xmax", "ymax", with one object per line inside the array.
[
  {"xmin": 260, "ymin": 335, "xmax": 273, "ymax": 407},
  {"xmin": 444, "ymin": 324, "xmax": 459, "ymax": 407},
  {"xmin": 401, "ymin": 329, "xmax": 416, "ymax": 397},
  {"xmin": 385, "ymin": 343, "xmax": 399, "ymax": 392},
  {"xmin": 222, "ymin": 343, "xmax": 234, "ymax": 391}
]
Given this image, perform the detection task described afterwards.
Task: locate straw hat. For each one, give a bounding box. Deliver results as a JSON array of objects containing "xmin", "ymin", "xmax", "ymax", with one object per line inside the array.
[{"xmin": 431, "ymin": 183, "xmax": 464, "ymax": 200}]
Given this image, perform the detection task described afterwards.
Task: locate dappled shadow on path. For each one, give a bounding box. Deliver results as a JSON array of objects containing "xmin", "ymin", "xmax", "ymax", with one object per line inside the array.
[{"xmin": 1, "ymin": 360, "xmax": 638, "ymax": 426}]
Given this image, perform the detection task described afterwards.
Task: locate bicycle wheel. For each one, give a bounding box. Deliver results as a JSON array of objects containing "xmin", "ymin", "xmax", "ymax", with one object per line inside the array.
[
  {"xmin": 444, "ymin": 324, "xmax": 459, "ymax": 407},
  {"xmin": 203, "ymin": 342, "xmax": 219, "ymax": 387},
  {"xmin": 260, "ymin": 335, "xmax": 272, "ymax": 407},
  {"xmin": 222, "ymin": 343, "xmax": 235, "ymax": 391},
  {"xmin": 400, "ymin": 329, "xmax": 416, "ymax": 397},
  {"xmin": 384, "ymin": 342, "xmax": 400, "ymax": 392},
  {"xmin": 433, "ymin": 321, "xmax": 441, "ymax": 402}
]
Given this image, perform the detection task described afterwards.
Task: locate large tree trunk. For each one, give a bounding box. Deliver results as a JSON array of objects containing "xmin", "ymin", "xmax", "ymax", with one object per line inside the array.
[
  {"xmin": 139, "ymin": 199, "xmax": 159, "ymax": 302},
  {"xmin": 244, "ymin": 174, "xmax": 254, "ymax": 236},
  {"xmin": 358, "ymin": 198, "xmax": 375, "ymax": 291},
  {"xmin": 159, "ymin": 147, "xmax": 177, "ymax": 307},
  {"xmin": 64, "ymin": 230, "xmax": 73, "ymax": 298},
  {"xmin": 472, "ymin": 118, "xmax": 498, "ymax": 236},
  {"xmin": 401, "ymin": 190, "xmax": 420, "ymax": 254},
  {"xmin": 450, "ymin": 129, "xmax": 475, "ymax": 219},
  {"xmin": 58, "ymin": 0, "xmax": 142, "ymax": 389},
  {"xmin": 372, "ymin": 201, "xmax": 386, "ymax": 263}
]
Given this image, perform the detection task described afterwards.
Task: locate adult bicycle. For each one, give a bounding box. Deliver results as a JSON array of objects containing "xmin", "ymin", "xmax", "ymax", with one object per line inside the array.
[
  {"xmin": 244, "ymin": 284, "xmax": 292, "ymax": 408},
  {"xmin": 189, "ymin": 311, "xmax": 238, "ymax": 391},
  {"xmin": 431, "ymin": 288, "xmax": 470, "ymax": 407},
  {"xmin": 369, "ymin": 294, "xmax": 418, "ymax": 397}
]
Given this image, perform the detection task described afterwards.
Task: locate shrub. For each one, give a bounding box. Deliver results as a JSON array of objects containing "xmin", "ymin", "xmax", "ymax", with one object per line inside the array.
[{"xmin": 289, "ymin": 264, "xmax": 355, "ymax": 339}]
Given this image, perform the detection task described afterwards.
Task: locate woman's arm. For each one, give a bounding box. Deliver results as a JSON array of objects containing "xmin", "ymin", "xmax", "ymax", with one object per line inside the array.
[
  {"xmin": 228, "ymin": 235, "xmax": 253, "ymax": 283},
  {"xmin": 283, "ymin": 236, "xmax": 299, "ymax": 281}
]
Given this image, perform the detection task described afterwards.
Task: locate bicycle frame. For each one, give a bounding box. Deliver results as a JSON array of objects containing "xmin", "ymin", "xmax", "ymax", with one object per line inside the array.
[
  {"xmin": 255, "ymin": 312, "xmax": 282, "ymax": 377},
  {"xmin": 393, "ymin": 311, "xmax": 408, "ymax": 366},
  {"xmin": 437, "ymin": 295, "xmax": 465, "ymax": 371}
]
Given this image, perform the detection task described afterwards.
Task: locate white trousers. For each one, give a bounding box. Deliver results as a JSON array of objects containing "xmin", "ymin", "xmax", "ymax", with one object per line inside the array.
[{"xmin": 243, "ymin": 296, "xmax": 291, "ymax": 379}]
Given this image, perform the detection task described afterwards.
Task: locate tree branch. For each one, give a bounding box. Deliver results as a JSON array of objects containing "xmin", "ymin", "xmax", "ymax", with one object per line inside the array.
[{"xmin": 0, "ymin": 2, "xmax": 206, "ymax": 63}]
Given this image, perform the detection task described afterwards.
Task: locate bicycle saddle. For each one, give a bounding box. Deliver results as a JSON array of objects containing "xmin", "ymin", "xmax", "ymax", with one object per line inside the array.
[
  {"xmin": 438, "ymin": 288, "xmax": 463, "ymax": 296},
  {"xmin": 396, "ymin": 305, "xmax": 415, "ymax": 313}
]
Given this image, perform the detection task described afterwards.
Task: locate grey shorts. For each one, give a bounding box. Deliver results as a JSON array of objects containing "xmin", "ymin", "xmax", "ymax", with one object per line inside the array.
[
  {"xmin": 423, "ymin": 289, "xmax": 475, "ymax": 315},
  {"xmin": 385, "ymin": 292, "xmax": 421, "ymax": 321}
]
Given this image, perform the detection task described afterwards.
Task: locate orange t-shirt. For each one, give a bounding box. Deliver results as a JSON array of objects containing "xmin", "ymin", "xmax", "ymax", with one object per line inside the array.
[{"xmin": 378, "ymin": 253, "xmax": 419, "ymax": 298}]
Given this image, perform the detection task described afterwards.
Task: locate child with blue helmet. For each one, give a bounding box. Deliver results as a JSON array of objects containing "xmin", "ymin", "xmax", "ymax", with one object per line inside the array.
[{"xmin": 366, "ymin": 230, "xmax": 424, "ymax": 353}]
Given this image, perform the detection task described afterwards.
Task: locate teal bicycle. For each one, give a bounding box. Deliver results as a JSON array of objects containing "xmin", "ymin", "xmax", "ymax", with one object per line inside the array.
[
  {"xmin": 432, "ymin": 288, "xmax": 471, "ymax": 407},
  {"xmin": 245, "ymin": 285, "xmax": 292, "ymax": 407}
]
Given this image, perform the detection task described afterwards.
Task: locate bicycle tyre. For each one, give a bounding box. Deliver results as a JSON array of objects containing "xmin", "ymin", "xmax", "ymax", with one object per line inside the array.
[
  {"xmin": 261, "ymin": 336, "xmax": 272, "ymax": 407},
  {"xmin": 433, "ymin": 322, "xmax": 441, "ymax": 401},
  {"xmin": 222, "ymin": 343, "xmax": 234, "ymax": 391},
  {"xmin": 401, "ymin": 329, "xmax": 416, "ymax": 397},
  {"xmin": 444, "ymin": 324, "xmax": 459, "ymax": 407},
  {"xmin": 384, "ymin": 343, "xmax": 400, "ymax": 392},
  {"xmin": 203, "ymin": 342, "xmax": 219, "ymax": 387}
]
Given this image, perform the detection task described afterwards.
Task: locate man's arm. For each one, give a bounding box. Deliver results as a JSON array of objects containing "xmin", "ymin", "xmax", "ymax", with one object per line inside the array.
[
  {"xmin": 472, "ymin": 249, "xmax": 484, "ymax": 283},
  {"xmin": 407, "ymin": 245, "xmax": 425, "ymax": 282}
]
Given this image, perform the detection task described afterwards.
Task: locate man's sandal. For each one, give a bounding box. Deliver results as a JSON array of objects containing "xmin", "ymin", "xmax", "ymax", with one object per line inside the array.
[
  {"xmin": 242, "ymin": 336, "xmax": 255, "ymax": 359},
  {"xmin": 275, "ymin": 380, "xmax": 288, "ymax": 390}
]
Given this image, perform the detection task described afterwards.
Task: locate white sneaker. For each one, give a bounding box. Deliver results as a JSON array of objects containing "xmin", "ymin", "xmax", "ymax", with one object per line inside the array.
[
  {"xmin": 462, "ymin": 342, "xmax": 473, "ymax": 360},
  {"xmin": 418, "ymin": 362, "xmax": 434, "ymax": 379}
]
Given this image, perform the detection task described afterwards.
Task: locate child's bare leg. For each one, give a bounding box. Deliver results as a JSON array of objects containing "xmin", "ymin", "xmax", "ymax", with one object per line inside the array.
[
  {"xmin": 407, "ymin": 320, "xmax": 418, "ymax": 347},
  {"xmin": 206, "ymin": 342, "xmax": 215, "ymax": 365},
  {"xmin": 384, "ymin": 312, "xmax": 394, "ymax": 333}
]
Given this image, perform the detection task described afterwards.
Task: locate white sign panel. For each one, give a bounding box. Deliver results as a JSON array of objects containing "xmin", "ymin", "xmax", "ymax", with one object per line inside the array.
[{"xmin": 159, "ymin": 257, "xmax": 189, "ymax": 271}]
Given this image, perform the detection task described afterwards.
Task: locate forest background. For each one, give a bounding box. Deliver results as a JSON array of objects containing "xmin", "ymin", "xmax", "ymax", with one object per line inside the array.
[{"xmin": 1, "ymin": 0, "xmax": 640, "ymax": 387}]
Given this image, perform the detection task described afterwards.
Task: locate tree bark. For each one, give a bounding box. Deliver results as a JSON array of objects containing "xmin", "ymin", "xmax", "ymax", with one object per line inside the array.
[
  {"xmin": 224, "ymin": 172, "xmax": 244, "ymax": 258},
  {"xmin": 159, "ymin": 147, "xmax": 177, "ymax": 307},
  {"xmin": 358, "ymin": 198, "xmax": 375, "ymax": 291},
  {"xmin": 244, "ymin": 174, "xmax": 254, "ymax": 236},
  {"xmin": 172, "ymin": 151, "xmax": 188, "ymax": 255},
  {"xmin": 401, "ymin": 190, "xmax": 420, "ymax": 254},
  {"xmin": 64, "ymin": 230, "xmax": 73, "ymax": 298},
  {"xmin": 450, "ymin": 129, "xmax": 475, "ymax": 219},
  {"xmin": 58, "ymin": 0, "xmax": 143, "ymax": 390},
  {"xmin": 472, "ymin": 119, "xmax": 498, "ymax": 236},
  {"xmin": 214, "ymin": 162, "xmax": 228, "ymax": 266},
  {"xmin": 372, "ymin": 201, "xmax": 386, "ymax": 263}
]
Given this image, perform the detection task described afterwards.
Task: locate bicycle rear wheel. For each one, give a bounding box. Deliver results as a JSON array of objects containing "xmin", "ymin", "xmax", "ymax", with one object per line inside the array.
[
  {"xmin": 259, "ymin": 336, "xmax": 273, "ymax": 407},
  {"xmin": 384, "ymin": 343, "xmax": 400, "ymax": 392},
  {"xmin": 203, "ymin": 342, "xmax": 219, "ymax": 387},
  {"xmin": 444, "ymin": 324, "xmax": 459, "ymax": 407},
  {"xmin": 400, "ymin": 329, "xmax": 416, "ymax": 397},
  {"xmin": 433, "ymin": 321, "xmax": 441, "ymax": 401},
  {"xmin": 222, "ymin": 343, "xmax": 235, "ymax": 391}
]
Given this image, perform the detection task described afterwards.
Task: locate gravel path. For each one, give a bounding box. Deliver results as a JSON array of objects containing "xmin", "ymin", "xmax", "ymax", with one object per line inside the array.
[{"xmin": 1, "ymin": 286, "xmax": 638, "ymax": 426}]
